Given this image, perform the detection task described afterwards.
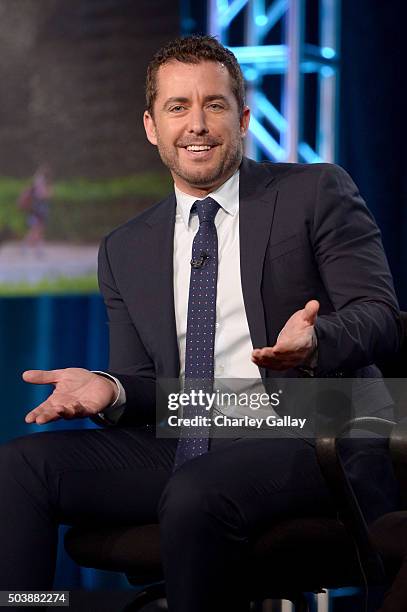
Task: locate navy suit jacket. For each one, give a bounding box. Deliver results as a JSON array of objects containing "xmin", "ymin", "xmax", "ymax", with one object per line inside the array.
[{"xmin": 97, "ymin": 157, "xmax": 401, "ymax": 426}]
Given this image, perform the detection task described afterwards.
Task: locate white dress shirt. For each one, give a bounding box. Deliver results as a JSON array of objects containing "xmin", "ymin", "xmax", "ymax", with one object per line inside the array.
[{"xmin": 174, "ymin": 169, "xmax": 260, "ymax": 382}]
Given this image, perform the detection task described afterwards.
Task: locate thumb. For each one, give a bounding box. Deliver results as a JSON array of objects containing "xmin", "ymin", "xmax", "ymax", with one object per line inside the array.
[
  {"xmin": 303, "ymin": 300, "xmax": 319, "ymax": 325},
  {"xmin": 22, "ymin": 369, "xmax": 61, "ymax": 385}
]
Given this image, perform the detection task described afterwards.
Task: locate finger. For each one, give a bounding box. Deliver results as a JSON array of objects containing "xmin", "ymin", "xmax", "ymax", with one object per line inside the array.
[
  {"xmin": 252, "ymin": 349, "xmax": 283, "ymax": 363},
  {"xmin": 47, "ymin": 403, "xmax": 88, "ymax": 421},
  {"xmin": 59, "ymin": 401, "xmax": 86, "ymax": 419},
  {"xmin": 252, "ymin": 348, "xmax": 277, "ymax": 365},
  {"xmin": 33, "ymin": 412, "xmax": 59, "ymax": 425},
  {"xmin": 25, "ymin": 399, "xmax": 89, "ymax": 424},
  {"xmin": 252, "ymin": 346, "xmax": 307, "ymax": 370},
  {"xmin": 303, "ymin": 300, "xmax": 319, "ymax": 325},
  {"xmin": 24, "ymin": 398, "xmax": 65, "ymax": 424},
  {"xmin": 252, "ymin": 346, "xmax": 279, "ymax": 360},
  {"xmin": 252, "ymin": 347, "xmax": 274, "ymax": 356},
  {"xmin": 25, "ymin": 403, "xmax": 47, "ymax": 423},
  {"xmin": 252, "ymin": 354, "xmax": 297, "ymax": 370},
  {"xmin": 22, "ymin": 370, "xmax": 62, "ymax": 385},
  {"xmin": 252, "ymin": 354, "xmax": 291, "ymax": 370},
  {"xmin": 63, "ymin": 405, "xmax": 82, "ymax": 419},
  {"xmin": 26, "ymin": 402, "xmax": 76, "ymax": 424},
  {"xmin": 25, "ymin": 408, "xmax": 60, "ymax": 425}
]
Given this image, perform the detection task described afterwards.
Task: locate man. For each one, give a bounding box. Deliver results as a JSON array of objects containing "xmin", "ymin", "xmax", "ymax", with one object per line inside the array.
[{"xmin": 0, "ymin": 36, "xmax": 401, "ymax": 611}]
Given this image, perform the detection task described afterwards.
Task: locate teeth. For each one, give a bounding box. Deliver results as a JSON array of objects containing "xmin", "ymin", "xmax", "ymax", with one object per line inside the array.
[{"xmin": 186, "ymin": 145, "xmax": 212, "ymax": 151}]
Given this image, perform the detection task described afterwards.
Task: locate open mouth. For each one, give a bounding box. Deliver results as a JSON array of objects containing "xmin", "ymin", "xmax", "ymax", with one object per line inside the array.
[
  {"xmin": 181, "ymin": 144, "xmax": 218, "ymax": 158},
  {"xmin": 185, "ymin": 145, "xmax": 213, "ymax": 152}
]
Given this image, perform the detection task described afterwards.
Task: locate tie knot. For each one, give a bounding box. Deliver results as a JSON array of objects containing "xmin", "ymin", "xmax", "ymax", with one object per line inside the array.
[{"xmin": 193, "ymin": 197, "xmax": 220, "ymax": 224}]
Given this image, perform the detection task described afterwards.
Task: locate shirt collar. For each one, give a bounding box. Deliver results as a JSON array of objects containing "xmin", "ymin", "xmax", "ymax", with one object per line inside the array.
[{"xmin": 174, "ymin": 169, "xmax": 239, "ymax": 229}]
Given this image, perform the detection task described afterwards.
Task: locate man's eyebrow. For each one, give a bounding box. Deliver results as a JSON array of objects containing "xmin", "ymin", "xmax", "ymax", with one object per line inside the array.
[{"xmin": 203, "ymin": 95, "xmax": 229, "ymax": 104}]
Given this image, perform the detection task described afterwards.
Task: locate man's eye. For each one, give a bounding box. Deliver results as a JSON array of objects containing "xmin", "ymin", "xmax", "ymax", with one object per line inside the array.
[
  {"xmin": 208, "ymin": 103, "xmax": 223, "ymax": 110},
  {"xmin": 169, "ymin": 105, "xmax": 185, "ymax": 112}
]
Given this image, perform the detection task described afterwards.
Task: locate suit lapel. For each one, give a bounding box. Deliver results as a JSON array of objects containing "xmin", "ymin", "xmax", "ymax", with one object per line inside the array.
[
  {"xmin": 142, "ymin": 194, "xmax": 180, "ymax": 378},
  {"xmin": 239, "ymin": 158, "xmax": 278, "ymax": 374}
]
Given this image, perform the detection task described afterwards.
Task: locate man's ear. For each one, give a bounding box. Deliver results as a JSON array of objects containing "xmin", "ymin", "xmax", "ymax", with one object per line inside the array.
[
  {"xmin": 240, "ymin": 105, "xmax": 250, "ymax": 137},
  {"xmin": 143, "ymin": 111, "xmax": 158, "ymax": 145}
]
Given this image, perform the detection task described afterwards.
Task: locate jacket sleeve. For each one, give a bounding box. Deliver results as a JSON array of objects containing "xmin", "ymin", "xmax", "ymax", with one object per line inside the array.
[
  {"xmin": 311, "ymin": 164, "xmax": 401, "ymax": 374},
  {"xmin": 97, "ymin": 235, "xmax": 156, "ymax": 426}
]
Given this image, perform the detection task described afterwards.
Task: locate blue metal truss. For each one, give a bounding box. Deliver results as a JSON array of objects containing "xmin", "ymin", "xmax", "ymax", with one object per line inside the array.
[{"xmin": 207, "ymin": 0, "xmax": 341, "ymax": 162}]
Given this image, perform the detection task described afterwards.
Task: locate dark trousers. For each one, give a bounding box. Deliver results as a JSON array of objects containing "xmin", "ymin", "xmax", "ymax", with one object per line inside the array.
[{"xmin": 0, "ymin": 426, "xmax": 399, "ymax": 612}]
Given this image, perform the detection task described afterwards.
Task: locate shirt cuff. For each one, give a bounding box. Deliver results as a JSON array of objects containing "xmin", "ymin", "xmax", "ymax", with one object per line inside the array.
[{"xmin": 92, "ymin": 371, "xmax": 126, "ymax": 425}]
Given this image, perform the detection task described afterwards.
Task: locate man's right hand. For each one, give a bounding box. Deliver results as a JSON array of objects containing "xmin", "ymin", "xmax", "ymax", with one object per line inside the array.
[{"xmin": 23, "ymin": 368, "xmax": 117, "ymax": 425}]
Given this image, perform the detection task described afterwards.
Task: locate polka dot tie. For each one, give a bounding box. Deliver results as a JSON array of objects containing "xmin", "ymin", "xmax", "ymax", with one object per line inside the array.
[{"xmin": 173, "ymin": 197, "xmax": 220, "ymax": 470}]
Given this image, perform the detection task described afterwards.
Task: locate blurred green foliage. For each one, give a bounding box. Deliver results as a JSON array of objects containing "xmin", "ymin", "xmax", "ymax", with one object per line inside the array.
[
  {"xmin": 0, "ymin": 274, "xmax": 98, "ymax": 296},
  {"xmin": 0, "ymin": 173, "xmax": 172, "ymax": 242},
  {"xmin": 54, "ymin": 174, "xmax": 172, "ymax": 202},
  {"xmin": 0, "ymin": 178, "xmax": 29, "ymax": 236}
]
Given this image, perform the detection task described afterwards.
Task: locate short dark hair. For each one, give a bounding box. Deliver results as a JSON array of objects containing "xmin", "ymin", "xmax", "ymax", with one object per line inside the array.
[{"xmin": 145, "ymin": 35, "xmax": 245, "ymax": 116}]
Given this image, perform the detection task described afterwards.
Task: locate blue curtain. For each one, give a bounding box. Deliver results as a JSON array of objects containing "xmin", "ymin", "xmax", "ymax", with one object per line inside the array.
[
  {"xmin": 339, "ymin": 0, "xmax": 406, "ymax": 308},
  {"xmin": 0, "ymin": 294, "xmax": 109, "ymax": 444},
  {"xmin": 0, "ymin": 295, "xmax": 131, "ymax": 589}
]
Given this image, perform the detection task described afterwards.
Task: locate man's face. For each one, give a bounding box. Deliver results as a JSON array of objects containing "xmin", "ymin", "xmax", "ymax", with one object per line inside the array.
[{"xmin": 143, "ymin": 60, "xmax": 250, "ymax": 196}]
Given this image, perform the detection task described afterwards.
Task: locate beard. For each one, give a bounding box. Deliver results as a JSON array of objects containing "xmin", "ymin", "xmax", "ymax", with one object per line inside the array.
[{"xmin": 155, "ymin": 132, "xmax": 243, "ymax": 190}]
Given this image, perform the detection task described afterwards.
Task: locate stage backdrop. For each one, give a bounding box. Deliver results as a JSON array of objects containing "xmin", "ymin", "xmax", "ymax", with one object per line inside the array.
[{"xmin": 0, "ymin": 0, "xmax": 405, "ymax": 593}]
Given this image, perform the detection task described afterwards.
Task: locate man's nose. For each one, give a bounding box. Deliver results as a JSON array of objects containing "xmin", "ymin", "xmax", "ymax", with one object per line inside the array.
[{"xmin": 187, "ymin": 108, "xmax": 209, "ymax": 134}]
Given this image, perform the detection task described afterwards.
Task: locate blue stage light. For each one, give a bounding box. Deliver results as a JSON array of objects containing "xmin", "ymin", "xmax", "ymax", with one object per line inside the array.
[
  {"xmin": 244, "ymin": 68, "xmax": 259, "ymax": 81},
  {"xmin": 321, "ymin": 65, "xmax": 335, "ymax": 77},
  {"xmin": 321, "ymin": 46, "xmax": 336, "ymax": 59},
  {"xmin": 255, "ymin": 15, "xmax": 268, "ymax": 27}
]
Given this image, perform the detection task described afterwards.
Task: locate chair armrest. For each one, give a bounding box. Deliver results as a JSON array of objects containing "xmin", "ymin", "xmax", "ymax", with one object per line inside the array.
[
  {"xmin": 389, "ymin": 421, "xmax": 407, "ymax": 506},
  {"xmin": 315, "ymin": 416, "xmax": 396, "ymax": 583}
]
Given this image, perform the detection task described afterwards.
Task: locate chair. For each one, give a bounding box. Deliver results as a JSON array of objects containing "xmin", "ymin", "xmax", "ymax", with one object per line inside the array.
[{"xmin": 65, "ymin": 312, "xmax": 407, "ymax": 611}]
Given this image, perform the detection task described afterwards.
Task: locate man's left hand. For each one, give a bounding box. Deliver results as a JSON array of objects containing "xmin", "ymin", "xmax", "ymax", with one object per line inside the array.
[{"xmin": 251, "ymin": 300, "xmax": 319, "ymax": 371}]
